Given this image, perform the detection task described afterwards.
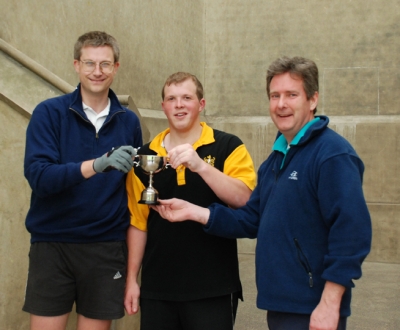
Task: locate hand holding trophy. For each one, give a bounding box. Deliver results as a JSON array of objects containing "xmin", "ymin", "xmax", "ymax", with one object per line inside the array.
[{"xmin": 133, "ymin": 155, "xmax": 170, "ymax": 204}]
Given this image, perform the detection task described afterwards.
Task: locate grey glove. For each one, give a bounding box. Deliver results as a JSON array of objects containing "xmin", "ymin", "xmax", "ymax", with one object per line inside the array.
[{"xmin": 93, "ymin": 146, "xmax": 138, "ymax": 173}]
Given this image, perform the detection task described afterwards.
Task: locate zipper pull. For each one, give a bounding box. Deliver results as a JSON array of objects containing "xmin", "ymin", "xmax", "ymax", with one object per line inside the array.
[{"xmin": 308, "ymin": 272, "xmax": 313, "ymax": 287}]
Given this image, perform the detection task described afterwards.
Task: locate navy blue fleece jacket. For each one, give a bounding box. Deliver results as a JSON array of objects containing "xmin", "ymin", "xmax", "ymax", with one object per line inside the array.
[
  {"xmin": 24, "ymin": 85, "xmax": 143, "ymax": 243},
  {"xmin": 205, "ymin": 116, "xmax": 371, "ymax": 317}
]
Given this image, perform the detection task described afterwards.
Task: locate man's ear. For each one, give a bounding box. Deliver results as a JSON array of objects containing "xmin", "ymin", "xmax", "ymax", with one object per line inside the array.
[
  {"xmin": 113, "ymin": 62, "xmax": 120, "ymax": 73},
  {"xmin": 310, "ymin": 91, "xmax": 319, "ymax": 111},
  {"xmin": 199, "ymin": 98, "xmax": 206, "ymax": 113},
  {"xmin": 73, "ymin": 60, "xmax": 80, "ymax": 73}
]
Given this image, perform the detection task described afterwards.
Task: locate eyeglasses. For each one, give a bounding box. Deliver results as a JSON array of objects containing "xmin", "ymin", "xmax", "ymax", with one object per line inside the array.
[{"xmin": 79, "ymin": 60, "xmax": 115, "ymax": 74}]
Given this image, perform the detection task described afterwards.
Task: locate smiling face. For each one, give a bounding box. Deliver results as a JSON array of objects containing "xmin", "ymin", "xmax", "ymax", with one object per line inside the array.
[
  {"xmin": 73, "ymin": 45, "xmax": 119, "ymax": 99},
  {"xmin": 269, "ymin": 72, "xmax": 318, "ymax": 144},
  {"xmin": 161, "ymin": 79, "xmax": 205, "ymax": 134}
]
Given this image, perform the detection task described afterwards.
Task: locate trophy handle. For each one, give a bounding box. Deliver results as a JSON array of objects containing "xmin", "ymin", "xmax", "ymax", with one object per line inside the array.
[
  {"xmin": 164, "ymin": 157, "xmax": 171, "ymax": 169},
  {"xmin": 132, "ymin": 154, "xmax": 140, "ymax": 167}
]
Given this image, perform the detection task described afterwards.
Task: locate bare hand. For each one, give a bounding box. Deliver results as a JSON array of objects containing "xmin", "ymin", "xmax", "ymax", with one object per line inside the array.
[
  {"xmin": 151, "ymin": 198, "xmax": 210, "ymax": 225},
  {"xmin": 310, "ymin": 281, "xmax": 344, "ymax": 329},
  {"xmin": 309, "ymin": 300, "xmax": 340, "ymax": 330},
  {"xmin": 167, "ymin": 144, "xmax": 206, "ymax": 173},
  {"xmin": 124, "ymin": 280, "xmax": 141, "ymax": 315}
]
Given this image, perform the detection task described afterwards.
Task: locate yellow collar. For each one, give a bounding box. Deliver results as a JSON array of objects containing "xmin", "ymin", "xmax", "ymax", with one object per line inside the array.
[{"xmin": 149, "ymin": 122, "xmax": 215, "ymax": 155}]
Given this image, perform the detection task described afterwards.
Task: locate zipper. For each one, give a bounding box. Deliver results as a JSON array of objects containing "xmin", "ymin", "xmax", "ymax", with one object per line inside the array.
[
  {"xmin": 70, "ymin": 108, "xmax": 97, "ymax": 137},
  {"xmin": 272, "ymin": 153, "xmax": 284, "ymax": 181},
  {"xmin": 294, "ymin": 238, "xmax": 313, "ymax": 287},
  {"xmin": 96, "ymin": 110, "xmax": 125, "ymax": 139},
  {"xmin": 70, "ymin": 107, "xmax": 91, "ymax": 124},
  {"xmin": 272, "ymin": 168, "xmax": 278, "ymax": 181},
  {"xmin": 70, "ymin": 107, "xmax": 125, "ymax": 140},
  {"xmin": 101, "ymin": 110, "xmax": 124, "ymax": 129}
]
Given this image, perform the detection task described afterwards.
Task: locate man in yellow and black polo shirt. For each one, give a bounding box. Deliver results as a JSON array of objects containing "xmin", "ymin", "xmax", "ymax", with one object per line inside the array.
[{"xmin": 124, "ymin": 72, "xmax": 256, "ymax": 330}]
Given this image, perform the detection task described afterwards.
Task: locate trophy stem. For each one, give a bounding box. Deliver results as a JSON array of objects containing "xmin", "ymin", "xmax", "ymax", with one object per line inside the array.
[
  {"xmin": 138, "ymin": 170, "xmax": 159, "ymax": 205},
  {"xmin": 148, "ymin": 171, "xmax": 154, "ymax": 188}
]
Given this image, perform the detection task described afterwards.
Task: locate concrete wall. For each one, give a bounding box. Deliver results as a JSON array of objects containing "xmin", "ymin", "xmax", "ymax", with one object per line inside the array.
[
  {"xmin": 0, "ymin": 99, "xmax": 31, "ymax": 329},
  {"xmin": 203, "ymin": 1, "xmax": 400, "ymax": 116},
  {"xmin": 0, "ymin": 0, "xmax": 205, "ymax": 111},
  {"xmin": 2, "ymin": 1, "xmax": 399, "ymax": 117}
]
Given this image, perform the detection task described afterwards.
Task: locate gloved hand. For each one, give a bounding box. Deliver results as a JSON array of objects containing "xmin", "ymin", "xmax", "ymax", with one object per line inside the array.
[{"xmin": 93, "ymin": 146, "xmax": 138, "ymax": 173}]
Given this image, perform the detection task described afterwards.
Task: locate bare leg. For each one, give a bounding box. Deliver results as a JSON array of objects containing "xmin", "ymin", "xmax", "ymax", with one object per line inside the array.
[
  {"xmin": 30, "ymin": 314, "xmax": 69, "ymax": 330},
  {"xmin": 77, "ymin": 314, "xmax": 112, "ymax": 330}
]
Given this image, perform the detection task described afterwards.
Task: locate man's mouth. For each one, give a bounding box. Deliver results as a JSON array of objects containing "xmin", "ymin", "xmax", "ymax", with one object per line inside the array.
[
  {"xmin": 89, "ymin": 78, "xmax": 106, "ymax": 83},
  {"xmin": 175, "ymin": 112, "xmax": 187, "ymax": 118}
]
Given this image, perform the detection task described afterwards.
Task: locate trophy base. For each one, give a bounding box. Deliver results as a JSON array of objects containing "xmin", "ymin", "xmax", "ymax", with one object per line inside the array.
[
  {"xmin": 138, "ymin": 200, "xmax": 160, "ymax": 205},
  {"xmin": 138, "ymin": 189, "xmax": 159, "ymax": 205}
]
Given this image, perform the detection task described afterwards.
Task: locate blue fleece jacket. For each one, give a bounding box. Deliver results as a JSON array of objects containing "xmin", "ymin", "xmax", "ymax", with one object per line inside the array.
[
  {"xmin": 24, "ymin": 85, "xmax": 143, "ymax": 243},
  {"xmin": 205, "ymin": 116, "xmax": 371, "ymax": 317}
]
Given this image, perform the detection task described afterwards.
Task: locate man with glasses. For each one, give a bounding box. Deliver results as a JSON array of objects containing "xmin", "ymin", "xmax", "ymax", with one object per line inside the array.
[{"xmin": 22, "ymin": 31, "xmax": 143, "ymax": 330}]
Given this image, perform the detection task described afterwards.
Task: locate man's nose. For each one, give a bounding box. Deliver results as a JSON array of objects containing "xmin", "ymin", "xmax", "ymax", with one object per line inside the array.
[
  {"xmin": 93, "ymin": 64, "xmax": 102, "ymax": 75},
  {"xmin": 278, "ymin": 96, "xmax": 286, "ymax": 108},
  {"xmin": 176, "ymin": 98, "xmax": 183, "ymax": 108}
]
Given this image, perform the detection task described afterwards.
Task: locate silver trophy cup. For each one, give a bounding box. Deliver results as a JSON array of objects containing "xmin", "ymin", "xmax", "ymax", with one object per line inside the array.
[{"xmin": 134, "ymin": 155, "xmax": 169, "ymax": 205}]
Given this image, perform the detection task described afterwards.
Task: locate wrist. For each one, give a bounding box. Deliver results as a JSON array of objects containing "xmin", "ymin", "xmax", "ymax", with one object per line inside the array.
[
  {"xmin": 197, "ymin": 207, "xmax": 210, "ymax": 225},
  {"xmin": 321, "ymin": 281, "xmax": 345, "ymax": 308},
  {"xmin": 81, "ymin": 160, "xmax": 97, "ymax": 179},
  {"xmin": 126, "ymin": 271, "xmax": 140, "ymax": 283},
  {"xmin": 93, "ymin": 156, "xmax": 103, "ymax": 173},
  {"xmin": 196, "ymin": 161, "xmax": 209, "ymax": 175}
]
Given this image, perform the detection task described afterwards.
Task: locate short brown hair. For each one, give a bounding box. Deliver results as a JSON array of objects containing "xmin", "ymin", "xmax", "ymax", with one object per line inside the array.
[
  {"xmin": 266, "ymin": 56, "xmax": 319, "ymax": 114},
  {"xmin": 74, "ymin": 31, "xmax": 120, "ymax": 62},
  {"xmin": 161, "ymin": 72, "xmax": 204, "ymax": 101}
]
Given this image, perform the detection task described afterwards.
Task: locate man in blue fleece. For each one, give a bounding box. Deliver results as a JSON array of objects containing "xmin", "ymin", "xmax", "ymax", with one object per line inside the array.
[
  {"xmin": 22, "ymin": 31, "xmax": 142, "ymax": 330},
  {"xmin": 152, "ymin": 56, "xmax": 372, "ymax": 330}
]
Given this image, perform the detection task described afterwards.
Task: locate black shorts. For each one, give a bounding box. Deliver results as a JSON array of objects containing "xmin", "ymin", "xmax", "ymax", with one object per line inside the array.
[
  {"xmin": 22, "ymin": 241, "xmax": 127, "ymax": 320},
  {"xmin": 140, "ymin": 293, "xmax": 240, "ymax": 330}
]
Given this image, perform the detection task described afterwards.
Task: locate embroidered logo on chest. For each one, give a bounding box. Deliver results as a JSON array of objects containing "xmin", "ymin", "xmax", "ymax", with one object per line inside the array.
[
  {"xmin": 203, "ymin": 155, "xmax": 215, "ymax": 167},
  {"xmin": 288, "ymin": 171, "xmax": 298, "ymax": 180}
]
